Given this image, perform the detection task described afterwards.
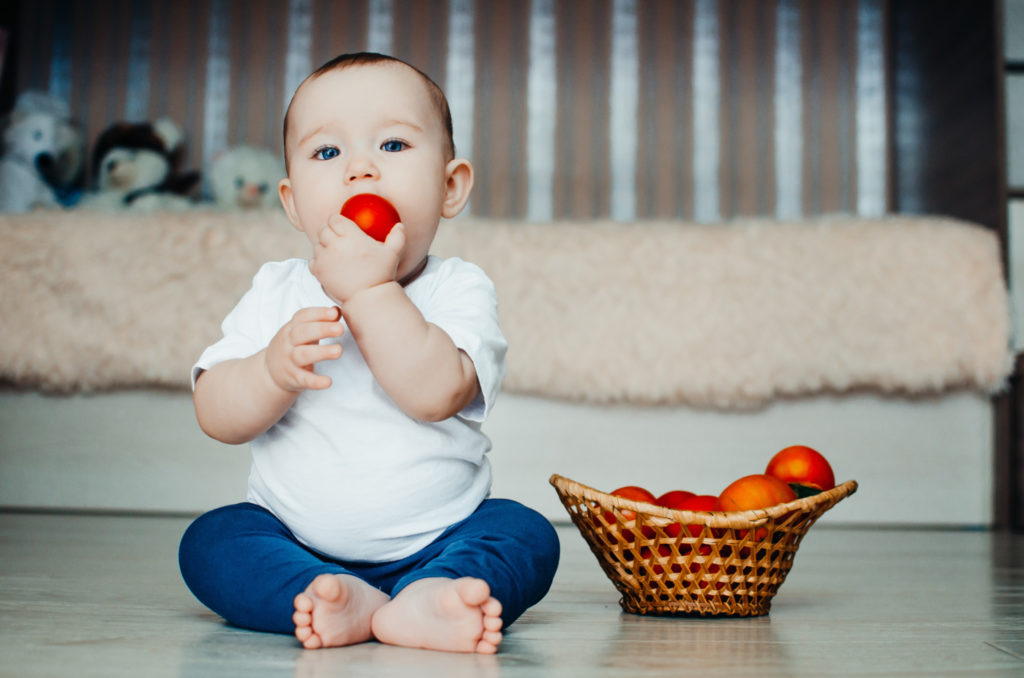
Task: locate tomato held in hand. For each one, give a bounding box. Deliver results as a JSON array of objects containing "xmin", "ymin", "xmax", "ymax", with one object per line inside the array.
[
  {"xmin": 716, "ymin": 474, "xmax": 797, "ymax": 512},
  {"xmin": 765, "ymin": 445, "xmax": 835, "ymax": 492},
  {"xmin": 340, "ymin": 194, "xmax": 401, "ymax": 242}
]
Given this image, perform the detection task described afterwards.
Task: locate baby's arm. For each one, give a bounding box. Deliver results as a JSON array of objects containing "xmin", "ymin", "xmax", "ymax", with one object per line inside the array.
[
  {"xmin": 343, "ymin": 283, "xmax": 479, "ymax": 422},
  {"xmin": 194, "ymin": 306, "xmax": 345, "ymax": 444},
  {"xmin": 311, "ymin": 216, "xmax": 477, "ymax": 422}
]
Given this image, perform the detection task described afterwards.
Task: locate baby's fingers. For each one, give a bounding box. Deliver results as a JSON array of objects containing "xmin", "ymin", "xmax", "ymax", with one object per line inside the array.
[
  {"xmin": 383, "ymin": 222, "xmax": 406, "ymax": 253},
  {"xmin": 297, "ymin": 368, "xmax": 332, "ymax": 391},
  {"xmin": 292, "ymin": 342, "xmax": 342, "ymax": 369},
  {"xmin": 288, "ymin": 319, "xmax": 345, "ymax": 347}
]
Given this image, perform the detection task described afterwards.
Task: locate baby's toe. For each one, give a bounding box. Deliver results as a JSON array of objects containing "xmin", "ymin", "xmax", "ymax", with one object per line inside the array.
[
  {"xmin": 476, "ymin": 637, "xmax": 500, "ymax": 654},
  {"xmin": 311, "ymin": 574, "xmax": 342, "ymax": 601},
  {"xmin": 482, "ymin": 597, "xmax": 502, "ymax": 618},
  {"xmin": 294, "ymin": 592, "xmax": 314, "ymax": 613},
  {"xmin": 454, "ymin": 578, "xmax": 491, "ymax": 607}
]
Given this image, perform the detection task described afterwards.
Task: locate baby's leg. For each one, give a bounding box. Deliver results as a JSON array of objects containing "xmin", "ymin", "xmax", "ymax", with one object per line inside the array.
[
  {"xmin": 372, "ymin": 499, "xmax": 561, "ymax": 653},
  {"xmin": 179, "ymin": 503, "xmax": 358, "ymax": 637},
  {"xmin": 371, "ymin": 577, "xmax": 503, "ymax": 653}
]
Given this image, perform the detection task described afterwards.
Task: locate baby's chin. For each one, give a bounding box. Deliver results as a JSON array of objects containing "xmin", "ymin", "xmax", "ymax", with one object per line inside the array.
[{"xmin": 397, "ymin": 257, "xmax": 430, "ymax": 286}]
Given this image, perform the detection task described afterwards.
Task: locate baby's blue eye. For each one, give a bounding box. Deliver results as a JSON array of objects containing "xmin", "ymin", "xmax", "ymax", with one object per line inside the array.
[
  {"xmin": 314, "ymin": 146, "xmax": 340, "ymax": 160},
  {"xmin": 381, "ymin": 140, "xmax": 407, "ymax": 153}
]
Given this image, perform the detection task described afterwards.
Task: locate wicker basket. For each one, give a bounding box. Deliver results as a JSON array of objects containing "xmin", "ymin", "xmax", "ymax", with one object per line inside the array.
[{"xmin": 550, "ymin": 474, "xmax": 858, "ymax": 617}]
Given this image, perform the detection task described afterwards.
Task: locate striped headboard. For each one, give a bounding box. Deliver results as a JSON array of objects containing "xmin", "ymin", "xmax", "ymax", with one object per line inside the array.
[{"xmin": 13, "ymin": 0, "xmax": 887, "ymax": 221}]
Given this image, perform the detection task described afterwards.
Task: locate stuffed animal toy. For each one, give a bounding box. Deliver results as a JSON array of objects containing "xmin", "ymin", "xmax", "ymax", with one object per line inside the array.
[
  {"xmin": 208, "ymin": 145, "xmax": 284, "ymax": 210},
  {"xmin": 0, "ymin": 90, "xmax": 85, "ymax": 212},
  {"xmin": 79, "ymin": 118, "xmax": 200, "ymax": 211}
]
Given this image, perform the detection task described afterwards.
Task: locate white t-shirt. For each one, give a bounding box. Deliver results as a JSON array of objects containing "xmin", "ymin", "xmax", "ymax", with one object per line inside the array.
[{"xmin": 193, "ymin": 256, "xmax": 508, "ymax": 562}]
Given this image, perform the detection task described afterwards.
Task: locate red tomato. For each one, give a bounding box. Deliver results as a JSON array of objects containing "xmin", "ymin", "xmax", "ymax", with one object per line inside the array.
[
  {"xmin": 655, "ymin": 490, "xmax": 696, "ymax": 509},
  {"xmin": 716, "ymin": 474, "xmax": 797, "ymax": 512},
  {"xmin": 340, "ymin": 194, "xmax": 401, "ymax": 242},
  {"xmin": 610, "ymin": 486, "xmax": 656, "ymax": 518},
  {"xmin": 609, "ymin": 486, "xmax": 656, "ymax": 542},
  {"xmin": 765, "ymin": 445, "xmax": 836, "ymax": 491},
  {"xmin": 656, "ymin": 490, "xmax": 697, "ymax": 538},
  {"xmin": 677, "ymin": 494, "xmax": 719, "ymax": 538}
]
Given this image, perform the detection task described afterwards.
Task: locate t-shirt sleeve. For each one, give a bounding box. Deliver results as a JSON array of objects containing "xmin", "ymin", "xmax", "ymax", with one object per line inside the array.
[
  {"xmin": 422, "ymin": 260, "xmax": 508, "ymax": 423},
  {"xmin": 190, "ymin": 265, "xmax": 275, "ymax": 390}
]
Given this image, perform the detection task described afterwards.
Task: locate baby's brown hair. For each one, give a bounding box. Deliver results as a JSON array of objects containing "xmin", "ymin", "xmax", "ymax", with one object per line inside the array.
[{"xmin": 282, "ymin": 52, "xmax": 455, "ymax": 170}]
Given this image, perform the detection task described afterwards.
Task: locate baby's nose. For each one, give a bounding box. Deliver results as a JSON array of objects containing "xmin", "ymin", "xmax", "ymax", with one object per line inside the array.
[{"xmin": 345, "ymin": 155, "xmax": 379, "ymax": 183}]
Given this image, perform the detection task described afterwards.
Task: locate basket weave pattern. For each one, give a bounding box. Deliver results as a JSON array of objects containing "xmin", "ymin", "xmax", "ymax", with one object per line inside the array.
[{"xmin": 550, "ymin": 474, "xmax": 858, "ymax": 616}]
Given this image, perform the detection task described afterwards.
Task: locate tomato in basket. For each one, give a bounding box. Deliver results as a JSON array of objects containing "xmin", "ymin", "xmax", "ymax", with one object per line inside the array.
[
  {"xmin": 655, "ymin": 490, "xmax": 696, "ymax": 509},
  {"xmin": 677, "ymin": 494, "xmax": 719, "ymax": 538},
  {"xmin": 656, "ymin": 490, "xmax": 696, "ymax": 538},
  {"xmin": 765, "ymin": 445, "xmax": 835, "ymax": 492},
  {"xmin": 610, "ymin": 486, "xmax": 656, "ymax": 521},
  {"xmin": 717, "ymin": 474, "xmax": 796, "ymax": 512}
]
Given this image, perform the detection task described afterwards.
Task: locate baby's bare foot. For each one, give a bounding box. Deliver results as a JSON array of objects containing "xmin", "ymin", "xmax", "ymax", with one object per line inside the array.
[
  {"xmin": 292, "ymin": 573, "xmax": 390, "ymax": 649},
  {"xmin": 370, "ymin": 577, "xmax": 503, "ymax": 654}
]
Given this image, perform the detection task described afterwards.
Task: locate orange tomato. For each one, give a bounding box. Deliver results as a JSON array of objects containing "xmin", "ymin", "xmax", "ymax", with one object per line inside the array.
[
  {"xmin": 716, "ymin": 474, "xmax": 797, "ymax": 512},
  {"xmin": 765, "ymin": 445, "xmax": 835, "ymax": 491}
]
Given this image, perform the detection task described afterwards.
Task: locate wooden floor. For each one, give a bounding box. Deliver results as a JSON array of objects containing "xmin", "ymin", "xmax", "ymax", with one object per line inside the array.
[{"xmin": 1, "ymin": 512, "xmax": 1022, "ymax": 677}]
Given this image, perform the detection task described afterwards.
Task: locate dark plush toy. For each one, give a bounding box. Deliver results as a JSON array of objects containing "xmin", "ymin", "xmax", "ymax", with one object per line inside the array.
[{"xmin": 79, "ymin": 118, "xmax": 200, "ymax": 211}]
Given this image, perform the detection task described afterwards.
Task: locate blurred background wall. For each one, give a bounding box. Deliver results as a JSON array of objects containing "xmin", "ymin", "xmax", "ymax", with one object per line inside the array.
[{"xmin": 4, "ymin": 0, "xmax": 1000, "ymax": 226}]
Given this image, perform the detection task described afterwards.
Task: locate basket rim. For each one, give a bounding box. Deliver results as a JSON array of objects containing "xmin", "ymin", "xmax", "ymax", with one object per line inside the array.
[{"xmin": 549, "ymin": 474, "xmax": 858, "ymax": 528}]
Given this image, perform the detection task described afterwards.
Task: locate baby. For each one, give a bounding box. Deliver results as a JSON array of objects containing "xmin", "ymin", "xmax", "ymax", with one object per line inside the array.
[{"xmin": 178, "ymin": 52, "xmax": 560, "ymax": 654}]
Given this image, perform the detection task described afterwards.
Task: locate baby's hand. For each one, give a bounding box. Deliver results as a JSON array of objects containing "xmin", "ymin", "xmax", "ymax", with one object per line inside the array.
[
  {"xmin": 264, "ymin": 306, "xmax": 345, "ymax": 392},
  {"xmin": 310, "ymin": 214, "xmax": 406, "ymax": 304}
]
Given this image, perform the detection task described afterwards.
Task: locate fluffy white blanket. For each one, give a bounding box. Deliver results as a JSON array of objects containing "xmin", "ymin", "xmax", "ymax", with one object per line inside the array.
[{"xmin": 0, "ymin": 210, "xmax": 1013, "ymax": 408}]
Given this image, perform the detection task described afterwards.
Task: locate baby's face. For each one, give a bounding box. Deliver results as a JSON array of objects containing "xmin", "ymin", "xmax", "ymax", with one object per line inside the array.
[{"xmin": 280, "ymin": 63, "xmax": 463, "ymax": 281}]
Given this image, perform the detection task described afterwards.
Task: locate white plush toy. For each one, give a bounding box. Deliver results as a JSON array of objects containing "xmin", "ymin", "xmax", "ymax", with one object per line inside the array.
[
  {"xmin": 208, "ymin": 145, "xmax": 284, "ymax": 210},
  {"xmin": 0, "ymin": 91, "xmax": 84, "ymax": 213}
]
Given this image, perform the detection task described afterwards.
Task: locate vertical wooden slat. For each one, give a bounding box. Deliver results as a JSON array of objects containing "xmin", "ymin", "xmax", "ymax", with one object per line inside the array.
[
  {"xmin": 393, "ymin": 0, "xmax": 448, "ymax": 86},
  {"xmin": 17, "ymin": 0, "xmax": 55, "ymax": 94},
  {"xmin": 637, "ymin": 0, "xmax": 693, "ymax": 219},
  {"xmin": 800, "ymin": 0, "xmax": 819, "ymax": 216},
  {"xmin": 227, "ymin": 0, "xmax": 247, "ymax": 147},
  {"xmin": 473, "ymin": 0, "xmax": 528, "ymax": 218},
  {"xmin": 107, "ymin": 0, "xmax": 131, "ymax": 126},
  {"xmin": 721, "ymin": 0, "xmax": 774, "ymax": 218},
  {"xmin": 556, "ymin": 0, "xmax": 611, "ymax": 219},
  {"xmin": 76, "ymin": 0, "xmax": 105, "ymax": 177},
  {"xmin": 313, "ymin": 0, "xmax": 368, "ymax": 68},
  {"xmin": 259, "ymin": 0, "xmax": 286, "ymax": 151},
  {"xmin": 156, "ymin": 0, "xmax": 191, "ymax": 161},
  {"xmin": 816, "ymin": 0, "xmax": 842, "ymax": 214},
  {"xmin": 185, "ymin": 0, "xmax": 210, "ymax": 173},
  {"xmin": 755, "ymin": 0, "xmax": 776, "ymax": 217}
]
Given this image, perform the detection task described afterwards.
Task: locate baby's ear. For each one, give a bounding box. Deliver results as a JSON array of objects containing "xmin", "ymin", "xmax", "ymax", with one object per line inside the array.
[
  {"xmin": 277, "ymin": 177, "xmax": 302, "ymax": 231},
  {"xmin": 441, "ymin": 158, "xmax": 474, "ymax": 219}
]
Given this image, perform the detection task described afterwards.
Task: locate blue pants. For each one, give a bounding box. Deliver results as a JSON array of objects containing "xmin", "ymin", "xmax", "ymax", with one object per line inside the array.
[{"xmin": 178, "ymin": 498, "xmax": 560, "ymax": 634}]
